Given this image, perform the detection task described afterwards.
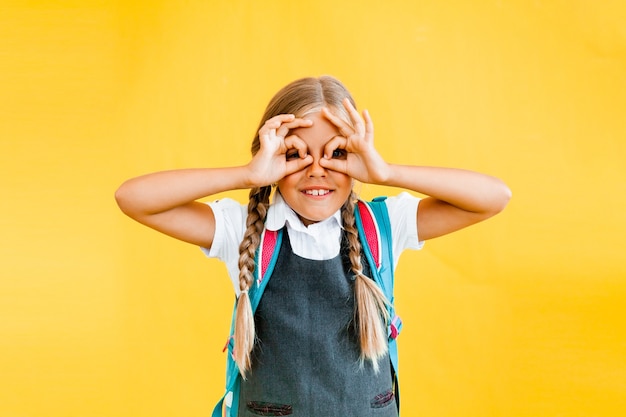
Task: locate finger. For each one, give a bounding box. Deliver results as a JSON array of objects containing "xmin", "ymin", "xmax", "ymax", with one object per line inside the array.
[
  {"xmin": 283, "ymin": 117, "xmax": 314, "ymax": 129},
  {"xmin": 259, "ymin": 127, "xmax": 276, "ymax": 144},
  {"xmin": 342, "ymin": 98, "xmax": 365, "ymax": 137},
  {"xmin": 363, "ymin": 109, "xmax": 374, "ymax": 137},
  {"xmin": 276, "ymin": 117, "xmax": 313, "ymax": 138},
  {"xmin": 285, "ymin": 154, "xmax": 313, "ymax": 175},
  {"xmin": 267, "ymin": 113, "xmax": 295, "ymax": 125},
  {"xmin": 322, "ymin": 107, "xmax": 353, "ymax": 138},
  {"xmin": 259, "ymin": 114, "xmax": 296, "ymax": 135},
  {"xmin": 323, "ymin": 135, "xmax": 347, "ymax": 160},
  {"xmin": 284, "ymin": 134, "xmax": 309, "ymax": 159},
  {"xmin": 259, "ymin": 125, "xmax": 277, "ymax": 140},
  {"xmin": 319, "ymin": 154, "xmax": 347, "ymax": 174}
]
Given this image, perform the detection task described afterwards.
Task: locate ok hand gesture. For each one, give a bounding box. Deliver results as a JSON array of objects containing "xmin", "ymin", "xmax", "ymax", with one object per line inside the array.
[
  {"xmin": 247, "ymin": 114, "xmax": 313, "ymax": 187},
  {"xmin": 319, "ymin": 99, "xmax": 391, "ymax": 185}
]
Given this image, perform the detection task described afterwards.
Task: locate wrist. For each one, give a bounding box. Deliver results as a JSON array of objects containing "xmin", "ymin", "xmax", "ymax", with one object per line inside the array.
[
  {"xmin": 241, "ymin": 163, "xmax": 272, "ymax": 189},
  {"xmin": 376, "ymin": 163, "xmax": 399, "ymax": 187},
  {"xmin": 365, "ymin": 160, "xmax": 393, "ymax": 186}
]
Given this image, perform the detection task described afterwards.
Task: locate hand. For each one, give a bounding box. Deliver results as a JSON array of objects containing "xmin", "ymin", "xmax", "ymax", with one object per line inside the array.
[
  {"xmin": 319, "ymin": 98, "xmax": 391, "ymax": 184},
  {"xmin": 246, "ymin": 114, "xmax": 313, "ymax": 187}
]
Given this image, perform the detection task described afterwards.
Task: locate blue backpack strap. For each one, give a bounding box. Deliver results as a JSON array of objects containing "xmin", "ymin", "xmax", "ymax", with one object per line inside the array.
[
  {"xmin": 212, "ymin": 228, "xmax": 283, "ymax": 417},
  {"xmin": 355, "ymin": 198, "xmax": 393, "ymax": 291},
  {"xmin": 354, "ymin": 197, "xmax": 396, "ymax": 323},
  {"xmin": 355, "ymin": 197, "xmax": 402, "ymax": 414}
]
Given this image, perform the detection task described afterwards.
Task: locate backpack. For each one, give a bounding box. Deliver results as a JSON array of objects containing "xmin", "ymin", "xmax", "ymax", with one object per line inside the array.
[{"xmin": 212, "ymin": 197, "xmax": 403, "ymax": 417}]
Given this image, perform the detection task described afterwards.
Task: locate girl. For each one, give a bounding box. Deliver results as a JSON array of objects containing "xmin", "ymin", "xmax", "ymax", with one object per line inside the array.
[{"xmin": 115, "ymin": 76, "xmax": 511, "ymax": 416}]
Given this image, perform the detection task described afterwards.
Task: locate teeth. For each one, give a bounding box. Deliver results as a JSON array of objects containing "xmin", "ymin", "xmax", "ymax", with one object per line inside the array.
[{"xmin": 305, "ymin": 189, "xmax": 329, "ymax": 196}]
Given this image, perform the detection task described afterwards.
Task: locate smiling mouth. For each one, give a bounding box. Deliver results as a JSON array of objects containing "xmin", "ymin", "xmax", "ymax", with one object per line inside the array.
[{"xmin": 303, "ymin": 189, "xmax": 331, "ymax": 196}]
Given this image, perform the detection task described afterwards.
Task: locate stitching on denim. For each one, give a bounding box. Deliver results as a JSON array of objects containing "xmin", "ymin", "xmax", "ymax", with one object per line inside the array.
[
  {"xmin": 246, "ymin": 401, "xmax": 293, "ymax": 416},
  {"xmin": 370, "ymin": 389, "xmax": 395, "ymax": 408}
]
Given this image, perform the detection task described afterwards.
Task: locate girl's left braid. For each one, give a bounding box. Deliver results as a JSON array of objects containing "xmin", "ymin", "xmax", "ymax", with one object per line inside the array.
[{"xmin": 233, "ymin": 185, "xmax": 271, "ymax": 378}]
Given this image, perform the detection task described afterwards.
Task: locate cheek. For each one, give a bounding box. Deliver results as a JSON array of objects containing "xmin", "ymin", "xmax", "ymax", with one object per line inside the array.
[
  {"xmin": 333, "ymin": 173, "xmax": 354, "ymax": 191},
  {"xmin": 276, "ymin": 174, "xmax": 300, "ymax": 200},
  {"xmin": 277, "ymin": 172, "xmax": 297, "ymax": 189}
]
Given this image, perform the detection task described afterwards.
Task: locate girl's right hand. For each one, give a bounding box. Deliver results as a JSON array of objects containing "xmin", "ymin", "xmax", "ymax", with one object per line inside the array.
[{"xmin": 246, "ymin": 114, "xmax": 313, "ymax": 186}]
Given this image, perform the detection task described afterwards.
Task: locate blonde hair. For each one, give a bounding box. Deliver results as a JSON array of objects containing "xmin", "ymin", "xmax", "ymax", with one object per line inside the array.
[{"xmin": 234, "ymin": 76, "xmax": 390, "ymax": 378}]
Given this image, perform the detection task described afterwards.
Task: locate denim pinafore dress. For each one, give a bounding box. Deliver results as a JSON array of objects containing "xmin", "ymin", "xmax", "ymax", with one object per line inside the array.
[{"xmin": 238, "ymin": 231, "xmax": 398, "ymax": 417}]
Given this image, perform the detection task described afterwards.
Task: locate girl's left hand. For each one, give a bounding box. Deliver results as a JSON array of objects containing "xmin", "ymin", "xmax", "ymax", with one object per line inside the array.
[{"xmin": 320, "ymin": 98, "xmax": 391, "ymax": 184}]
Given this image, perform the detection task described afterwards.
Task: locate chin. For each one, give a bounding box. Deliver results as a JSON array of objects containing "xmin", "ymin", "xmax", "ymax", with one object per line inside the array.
[{"xmin": 298, "ymin": 211, "xmax": 330, "ymax": 226}]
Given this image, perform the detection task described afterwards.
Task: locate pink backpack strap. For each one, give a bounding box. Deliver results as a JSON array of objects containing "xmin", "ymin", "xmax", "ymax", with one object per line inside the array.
[
  {"xmin": 257, "ymin": 229, "xmax": 279, "ymax": 285},
  {"xmin": 356, "ymin": 200, "xmax": 381, "ymax": 270}
]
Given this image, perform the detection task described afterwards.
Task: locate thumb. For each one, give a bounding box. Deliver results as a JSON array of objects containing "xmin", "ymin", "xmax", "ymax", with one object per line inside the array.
[
  {"xmin": 319, "ymin": 156, "xmax": 347, "ymax": 174},
  {"xmin": 285, "ymin": 155, "xmax": 313, "ymax": 175}
]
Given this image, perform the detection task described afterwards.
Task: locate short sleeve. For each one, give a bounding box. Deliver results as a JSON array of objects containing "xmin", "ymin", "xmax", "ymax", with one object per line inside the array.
[
  {"xmin": 384, "ymin": 192, "xmax": 424, "ymax": 266},
  {"xmin": 199, "ymin": 198, "xmax": 247, "ymax": 293}
]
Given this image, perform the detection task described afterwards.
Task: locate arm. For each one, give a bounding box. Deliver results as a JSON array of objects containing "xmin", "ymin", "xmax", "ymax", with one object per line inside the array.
[
  {"xmin": 115, "ymin": 115, "xmax": 313, "ymax": 248},
  {"xmin": 381, "ymin": 165, "xmax": 511, "ymax": 240},
  {"xmin": 320, "ymin": 100, "xmax": 511, "ymax": 241},
  {"xmin": 115, "ymin": 167, "xmax": 251, "ymax": 248}
]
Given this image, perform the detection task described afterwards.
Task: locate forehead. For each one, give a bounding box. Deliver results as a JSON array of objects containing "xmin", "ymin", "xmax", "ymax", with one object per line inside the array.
[{"xmin": 291, "ymin": 112, "xmax": 339, "ymax": 145}]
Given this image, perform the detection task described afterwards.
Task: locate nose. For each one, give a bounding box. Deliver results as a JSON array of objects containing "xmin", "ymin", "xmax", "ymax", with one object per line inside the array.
[{"xmin": 306, "ymin": 156, "xmax": 326, "ymax": 177}]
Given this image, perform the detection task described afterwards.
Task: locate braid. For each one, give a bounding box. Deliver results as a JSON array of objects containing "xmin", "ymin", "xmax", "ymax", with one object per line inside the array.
[
  {"xmin": 342, "ymin": 192, "xmax": 391, "ymax": 373},
  {"xmin": 233, "ymin": 185, "xmax": 271, "ymax": 378}
]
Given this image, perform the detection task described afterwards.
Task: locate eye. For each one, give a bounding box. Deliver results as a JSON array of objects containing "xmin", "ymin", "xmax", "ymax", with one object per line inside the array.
[
  {"xmin": 286, "ymin": 150, "xmax": 300, "ymax": 160},
  {"xmin": 331, "ymin": 149, "xmax": 347, "ymax": 159}
]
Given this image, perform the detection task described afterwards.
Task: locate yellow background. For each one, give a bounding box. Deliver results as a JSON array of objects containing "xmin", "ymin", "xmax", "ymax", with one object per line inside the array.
[{"xmin": 2, "ymin": 1, "xmax": 625, "ymax": 416}]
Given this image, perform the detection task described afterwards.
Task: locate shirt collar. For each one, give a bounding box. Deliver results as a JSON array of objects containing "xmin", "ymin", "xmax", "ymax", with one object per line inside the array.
[{"xmin": 265, "ymin": 191, "xmax": 343, "ymax": 232}]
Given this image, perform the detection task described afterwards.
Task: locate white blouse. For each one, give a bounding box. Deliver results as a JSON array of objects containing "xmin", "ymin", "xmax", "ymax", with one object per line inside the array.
[{"xmin": 202, "ymin": 192, "xmax": 423, "ymax": 293}]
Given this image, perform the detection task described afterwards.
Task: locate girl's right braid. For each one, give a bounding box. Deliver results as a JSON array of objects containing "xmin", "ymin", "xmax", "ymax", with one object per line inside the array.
[
  {"xmin": 233, "ymin": 185, "xmax": 271, "ymax": 378},
  {"xmin": 342, "ymin": 192, "xmax": 391, "ymax": 373}
]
